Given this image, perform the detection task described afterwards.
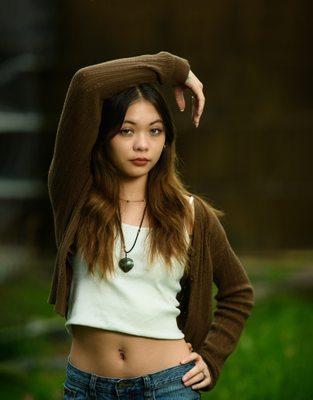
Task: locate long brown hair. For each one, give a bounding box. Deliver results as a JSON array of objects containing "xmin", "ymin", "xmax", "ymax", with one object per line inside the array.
[{"xmin": 74, "ymin": 82, "xmax": 224, "ymax": 280}]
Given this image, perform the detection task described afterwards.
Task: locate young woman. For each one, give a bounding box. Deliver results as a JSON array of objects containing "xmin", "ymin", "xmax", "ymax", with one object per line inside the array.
[{"xmin": 47, "ymin": 51, "xmax": 254, "ymax": 399}]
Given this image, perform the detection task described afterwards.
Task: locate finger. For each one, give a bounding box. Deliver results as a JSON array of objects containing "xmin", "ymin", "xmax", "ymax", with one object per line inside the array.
[
  {"xmin": 180, "ymin": 352, "xmax": 198, "ymax": 364},
  {"xmin": 191, "ymin": 89, "xmax": 205, "ymax": 126},
  {"xmin": 191, "ymin": 376, "xmax": 211, "ymax": 390},
  {"xmin": 183, "ymin": 371, "xmax": 208, "ymax": 387},
  {"xmin": 174, "ymin": 86, "xmax": 186, "ymax": 111},
  {"xmin": 182, "ymin": 365, "xmax": 206, "ymax": 386},
  {"xmin": 196, "ymin": 93, "xmax": 205, "ymax": 121},
  {"xmin": 193, "ymin": 96, "xmax": 205, "ymax": 126},
  {"xmin": 191, "ymin": 369, "xmax": 212, "ymax": 390}
]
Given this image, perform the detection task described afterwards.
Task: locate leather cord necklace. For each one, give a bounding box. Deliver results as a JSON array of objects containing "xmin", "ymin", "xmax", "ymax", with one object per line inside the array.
[
  {"xmin": 117, "ymin": 144, "xmax": 166, "ymax": 272},
  {"xmin": 117, "ymin": 198, "xmax": 147, "ymax": 273}
]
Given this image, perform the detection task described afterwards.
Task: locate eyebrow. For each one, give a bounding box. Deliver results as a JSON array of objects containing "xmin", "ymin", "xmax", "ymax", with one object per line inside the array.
[{"xmin": 123, "ymin": 119, "xmax": 163, "ymax": 125}]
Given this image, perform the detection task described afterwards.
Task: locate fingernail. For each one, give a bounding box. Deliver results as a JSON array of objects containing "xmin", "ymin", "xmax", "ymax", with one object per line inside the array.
[{"xmin": 180, "ymin": 108, "xmax": 184, "ymax": 112}]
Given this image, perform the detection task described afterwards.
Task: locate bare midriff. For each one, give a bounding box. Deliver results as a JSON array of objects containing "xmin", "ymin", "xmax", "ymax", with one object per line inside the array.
[{"xmin": 69, "ymin": 325, "xmax": 191, "ymax": 377}]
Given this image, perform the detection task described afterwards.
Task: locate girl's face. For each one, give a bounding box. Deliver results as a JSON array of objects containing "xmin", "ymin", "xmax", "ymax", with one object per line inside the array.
[{"xmin": 108, "ymin": 99, "xmax": 166, "ymax": 178}]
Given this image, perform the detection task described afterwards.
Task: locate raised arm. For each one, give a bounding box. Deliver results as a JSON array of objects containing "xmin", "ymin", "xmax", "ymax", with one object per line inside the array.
[
  {"xmin": 198, "ymin": 213, "xmax": 255, "ymax": 391},
  {"xmin": 47, "ymin": 51, "xmax": 190, "ymax": 248}
]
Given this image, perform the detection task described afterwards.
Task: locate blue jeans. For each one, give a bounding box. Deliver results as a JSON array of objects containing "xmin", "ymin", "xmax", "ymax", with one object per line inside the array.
[{"xmin": 63, "ymin": 355, "xmax": 201, "ymax": 399}]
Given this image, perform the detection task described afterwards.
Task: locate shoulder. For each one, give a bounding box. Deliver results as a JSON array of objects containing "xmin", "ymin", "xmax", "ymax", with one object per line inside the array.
[
  {"xmin": 191, "ymin": 194, "xmax": 225, "ymax": 233},
  {"xmin": 182, "ymin": 193, "xmax": 221, "ymax": 235}
]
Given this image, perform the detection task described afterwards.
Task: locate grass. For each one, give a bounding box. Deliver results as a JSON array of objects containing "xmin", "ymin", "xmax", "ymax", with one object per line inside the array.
[{"xmin": 202, "ymin": 293, "xmax": 313, "ymax": 400}]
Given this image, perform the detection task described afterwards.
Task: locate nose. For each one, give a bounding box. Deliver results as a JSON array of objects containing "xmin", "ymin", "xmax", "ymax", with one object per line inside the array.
[{"xmin": 133, "ymin": 134, "xmax": 149, "ymax": 150}]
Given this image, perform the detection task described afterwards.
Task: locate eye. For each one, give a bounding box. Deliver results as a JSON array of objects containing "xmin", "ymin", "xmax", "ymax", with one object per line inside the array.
[
  {"xmin": 119, "ymin": 128, "xmax": 163, "ymax": 136},
  {"xmin": 119, "ymin": 129, "xmax": 132, "ymax": 135},
  {"xmin": 151, "ymin": 128, "xmax": 163, "ymax": 135}
]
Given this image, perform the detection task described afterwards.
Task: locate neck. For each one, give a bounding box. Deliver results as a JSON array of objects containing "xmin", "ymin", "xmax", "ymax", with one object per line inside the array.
[{"xmin": 119, "ymin": 175, "xmax": 147, "ymax": 201}]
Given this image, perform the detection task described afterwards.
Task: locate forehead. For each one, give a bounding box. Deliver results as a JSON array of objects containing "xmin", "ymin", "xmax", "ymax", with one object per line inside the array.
[{"xmin": 123, "ymin": 101, "xmax": 163, "ymax": 125}]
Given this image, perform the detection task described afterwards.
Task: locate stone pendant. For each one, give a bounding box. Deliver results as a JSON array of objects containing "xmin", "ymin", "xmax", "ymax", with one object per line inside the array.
[{"xmin": 118, "ymin": 257, "xmax": 134, "ymax": 272}]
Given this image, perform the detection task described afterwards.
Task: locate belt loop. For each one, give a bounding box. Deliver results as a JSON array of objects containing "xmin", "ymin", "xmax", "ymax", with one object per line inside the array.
[
  {"xmin": 142, "ymin": 375, "xmax": 154, "ymax": 400},
  {"xmin": 88, "ymin": 373, "xmax": 97, "ymax": 399}
]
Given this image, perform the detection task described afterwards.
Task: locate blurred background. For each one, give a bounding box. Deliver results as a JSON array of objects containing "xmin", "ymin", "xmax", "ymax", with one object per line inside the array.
[{"xmin": 0, "ymin": 1, "xmax": 312, "ymax": 399}]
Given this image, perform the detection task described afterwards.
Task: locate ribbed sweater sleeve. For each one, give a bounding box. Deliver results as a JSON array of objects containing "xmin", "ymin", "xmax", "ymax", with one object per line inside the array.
[
  {"xmin": 198, "ymin": 213, "xmax": 255, "ymax": 391},
  {"xmin": 47, "ymin": 51, "xmax": 190, "ymax": 248}
]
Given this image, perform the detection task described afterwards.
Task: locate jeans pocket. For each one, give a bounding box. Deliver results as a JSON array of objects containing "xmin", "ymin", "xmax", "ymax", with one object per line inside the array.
[
  {"xmin": 63, "ymin": 384, "xmax": 77, "ymax": 400},
  {"xmin": 154, "ymin": 379, "xmax": 201, "ymax": 399},
  {"xmin": 177, "ymin": 381, "xmax": 201, "ymax": 399}
]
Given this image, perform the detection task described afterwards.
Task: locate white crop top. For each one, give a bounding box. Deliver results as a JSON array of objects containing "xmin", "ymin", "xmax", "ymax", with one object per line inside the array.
[{"xmin": 65, "ymin": 195, "xmax": 194, "ymax": 339}]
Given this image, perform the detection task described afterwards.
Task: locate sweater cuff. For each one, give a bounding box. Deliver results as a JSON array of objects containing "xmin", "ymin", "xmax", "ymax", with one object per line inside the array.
[{"xmin": 170, "ymin": 54, "xmax": 190, "ymax": 86}]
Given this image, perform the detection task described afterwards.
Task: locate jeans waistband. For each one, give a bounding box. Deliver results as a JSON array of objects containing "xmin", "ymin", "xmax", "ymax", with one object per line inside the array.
[{"xmin": 66, "ymin": 355, "xmax": 196, "ymax": 391}]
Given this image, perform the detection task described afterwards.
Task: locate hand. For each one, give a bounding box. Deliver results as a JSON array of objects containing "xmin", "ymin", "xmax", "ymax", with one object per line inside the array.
[
  {"xmin": 180, "ymin": 342, "xmax": 212, "ymax": 390},
  {"xmin": 173, "ymin": 70, "xmax": 205, "ymax": 128}
]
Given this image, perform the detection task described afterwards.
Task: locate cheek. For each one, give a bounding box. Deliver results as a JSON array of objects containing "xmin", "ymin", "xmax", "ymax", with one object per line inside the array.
[
  {"xmin": 109, "ymin": 140, "xmax": 127, "ymax": 161},
  {"xmin": 156, "ymin": 141, "xmax": 166, "ymax": 157},
  {"xmin": 154, "ymin": 137, "xmax": 166, "ymax": 154},
  {"xmin": 150, "ymin": 147, "xmax": 164, "ymax": 166}
]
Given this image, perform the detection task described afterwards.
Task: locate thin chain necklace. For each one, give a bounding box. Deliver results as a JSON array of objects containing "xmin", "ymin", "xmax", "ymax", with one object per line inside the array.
[
  {"xmin": 119, "ymin": 198, "xmax": 145, "ymax": 202},
  {"xmin": 117, "ymin": 198, "xmax": 147, "ymax": 273}
]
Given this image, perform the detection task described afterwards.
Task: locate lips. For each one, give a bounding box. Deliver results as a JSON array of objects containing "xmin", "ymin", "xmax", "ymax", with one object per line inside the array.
[{"xmin": 131, "ymin": 159, "xmax": 149, "ymax": 166}]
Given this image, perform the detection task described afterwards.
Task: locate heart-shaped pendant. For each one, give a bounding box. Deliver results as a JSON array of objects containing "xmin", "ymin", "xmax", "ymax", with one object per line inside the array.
[{"xmin": 118, "ymin": 257, "xmax": 134, "ymax": 272}]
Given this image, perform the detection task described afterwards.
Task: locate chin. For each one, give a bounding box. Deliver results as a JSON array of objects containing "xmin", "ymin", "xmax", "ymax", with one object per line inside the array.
[{"xmin": 121, "ymin": 169, "xmax": 148, "ymax": 179}]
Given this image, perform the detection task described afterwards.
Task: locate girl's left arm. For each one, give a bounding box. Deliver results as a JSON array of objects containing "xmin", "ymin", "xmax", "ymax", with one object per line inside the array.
[{"xmin": 198, "ymin": 213, "xmax": 255, "ymax": 391}]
